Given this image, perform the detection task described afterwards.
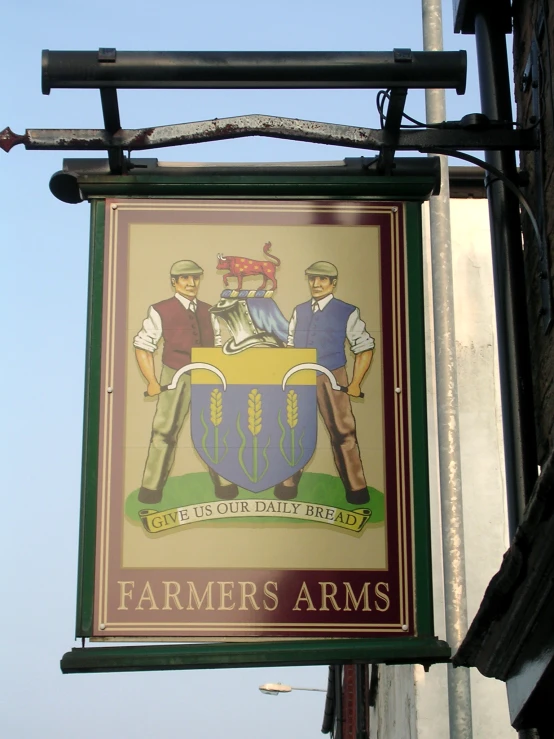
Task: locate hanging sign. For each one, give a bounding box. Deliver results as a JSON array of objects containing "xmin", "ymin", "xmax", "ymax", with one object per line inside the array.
[{"xmin": 75, "ymin": 194, "xmax": 437, "ymax": 655}]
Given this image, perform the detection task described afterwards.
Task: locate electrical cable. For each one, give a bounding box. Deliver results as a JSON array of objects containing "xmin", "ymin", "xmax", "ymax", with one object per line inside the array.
[
  {"xmin": 376, "ymin": 90, "xmax": 389, "ymax": 128},
  {"xmin": 374, "ymin": 88, "xmax": 543, "ymax": 248},
  {"xmin": 376, "ymin": 88, "xmax": 453, "ymax": 129},
  {"xmin": 376, "ymin": 88, "xmax": 533, "ymax": 130},
  {"xmin": 422, "ymin": 147, "xmax": 544, "ymax": 251}
]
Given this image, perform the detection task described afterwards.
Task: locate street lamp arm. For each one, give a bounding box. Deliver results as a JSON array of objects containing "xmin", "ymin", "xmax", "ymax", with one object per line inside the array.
[
  {"xmin": 259, "ymin": 682, "xmax": 326, "ymax": 695},
  {"xmin": 287, "ymin": 686, "xmax": 327, "ymax": 692}
]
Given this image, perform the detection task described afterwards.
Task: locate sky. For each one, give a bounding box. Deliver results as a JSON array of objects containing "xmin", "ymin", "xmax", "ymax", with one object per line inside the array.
[{"xmin": 1, "ymin": 1, "xmax": 487, "ymax": 737}]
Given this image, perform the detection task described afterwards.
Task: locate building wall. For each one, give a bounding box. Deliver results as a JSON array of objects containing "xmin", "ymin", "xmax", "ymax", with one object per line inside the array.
[
  {"xmin": 369, "ymin": 665, "xmax": 416, "ymax": 739},
  {"xmin": 369, "ymin": 198, "xmax": 512, "ymax": 738},
  {"xmin": 421, "ymin": 199, "xmax": 511, "ymax": 739},
  {"xmin": 512, "ymin": 0, "xmax": 554, "ymax": 463}
]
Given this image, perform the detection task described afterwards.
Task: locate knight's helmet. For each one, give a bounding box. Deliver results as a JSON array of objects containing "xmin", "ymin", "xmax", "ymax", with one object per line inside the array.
[{"xmin": 210, "ymin": 290, "xmax": 288, "ymax": 354}]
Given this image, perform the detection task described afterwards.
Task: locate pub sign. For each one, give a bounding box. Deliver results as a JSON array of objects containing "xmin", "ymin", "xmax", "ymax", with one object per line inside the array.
[{"xmin": 76, "ymin": 192, "xmax": 437, "ymax": 656}]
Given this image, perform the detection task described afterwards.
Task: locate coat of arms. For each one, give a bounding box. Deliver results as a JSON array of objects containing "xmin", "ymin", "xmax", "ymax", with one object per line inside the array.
[
  {"xmin": 190, "ymin": 347, "xmax": 317, "ymax": 493},
  {"xmin": 130, "ymin": 242, "xmax": 376, "ymax": 534}
]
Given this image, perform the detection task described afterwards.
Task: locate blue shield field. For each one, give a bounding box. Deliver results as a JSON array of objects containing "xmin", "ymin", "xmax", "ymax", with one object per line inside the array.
[{"xmin": 191, "ymin": 348, "xmax": 318, "ymax": 493}]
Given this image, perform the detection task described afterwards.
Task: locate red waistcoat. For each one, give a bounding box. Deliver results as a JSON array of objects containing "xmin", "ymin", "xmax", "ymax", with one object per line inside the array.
[{"xmin": 153, "ymin": 297, "xmax": 215, "ymax": 370}]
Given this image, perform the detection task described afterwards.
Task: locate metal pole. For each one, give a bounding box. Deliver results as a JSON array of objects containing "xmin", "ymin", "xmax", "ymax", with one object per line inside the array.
[
  {"xmin": 422, "ymin": 1, "xmax": 473, "ymax": 738},
  {"xmin": 474, "ymin": 7, "xmax": 537, "ymax": 539}
]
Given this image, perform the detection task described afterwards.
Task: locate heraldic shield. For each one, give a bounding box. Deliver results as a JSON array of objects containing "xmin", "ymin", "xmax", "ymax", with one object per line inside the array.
[{"xmin": 190, "ymin": 347, "xmax": 318, "ymax": 493}]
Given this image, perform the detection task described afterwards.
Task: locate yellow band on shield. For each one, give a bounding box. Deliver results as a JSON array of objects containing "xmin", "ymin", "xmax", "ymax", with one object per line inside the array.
[{"xmin": 191, "ymin": 347, "xmax": 318, "ymax": 385}]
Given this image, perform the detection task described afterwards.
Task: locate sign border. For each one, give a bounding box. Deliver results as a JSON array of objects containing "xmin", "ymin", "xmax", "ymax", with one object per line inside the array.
[{"xmin": 71, "ymin": 175, "xmax": 447, "ymax": 669}]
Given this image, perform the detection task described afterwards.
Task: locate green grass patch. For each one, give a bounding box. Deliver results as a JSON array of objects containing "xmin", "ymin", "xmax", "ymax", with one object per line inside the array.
[{"xmin": 125, "ymin": 472, "xmax": 384, "ymax": 526}]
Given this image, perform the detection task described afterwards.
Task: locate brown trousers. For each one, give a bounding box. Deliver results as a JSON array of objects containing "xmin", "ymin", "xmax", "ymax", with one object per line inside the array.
[
  {"xmin": 284, "ymin": 366, "xmax": 367, "ymax": 492},
  {"xmin": 317, "ymin": 366, "xmax": 367, "ymax": 493}
]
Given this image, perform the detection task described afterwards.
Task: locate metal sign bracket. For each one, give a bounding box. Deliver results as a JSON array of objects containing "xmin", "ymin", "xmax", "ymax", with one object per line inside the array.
[{"xmin": 0, "ymin": 47, "xmax": 538, "ymax": 184}]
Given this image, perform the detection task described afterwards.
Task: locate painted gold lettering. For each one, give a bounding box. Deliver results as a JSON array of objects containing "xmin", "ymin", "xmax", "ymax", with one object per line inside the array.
[
  {"xmin": 238, "ymin": 581, "xmax": 260, "ymax": 611},
  {"xmin": 263, "ymin": 581, "xmax": 279, "ymax": 611},
  {"xmin": 320, "ymin": 582, "xmax": 341, "ymax": 611},
  {"xmin": 187, "ymin": 581, "xmax": 214, "ymax": 610},
  {"xmin": 162, "ymin": 581, "xmax": 184, "ymax": 610},
  {"xmin": 375, "ymin": 582, "xmax": 391, "ymax": 612},
  {"xmin": 343, "ymin": 582, "xmax": 372, "ymax": 611},
  {"xmin": 117, "ymin": 581, "xmax": 135, "ymax": 610},
  {"xmin": 218, "ymin": 581, "xmax": 235, "ymax": 610},
  {"xmin": 136, "ymin": 581, "xmax": 159, "ymax": 610},
  {"xmin": 292, "ymin": 581, "xmax": 316, "ymax": 611}
]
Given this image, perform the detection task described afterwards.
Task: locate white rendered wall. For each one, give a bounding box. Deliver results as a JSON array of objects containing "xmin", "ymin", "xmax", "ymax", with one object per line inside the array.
[
  {"xmin": 369, "ymin": 665, "xmax": 417, "ymax": 739},
  {"xmin": 370, "ymin": 198, "xmax": 512, "ymax": 739}
]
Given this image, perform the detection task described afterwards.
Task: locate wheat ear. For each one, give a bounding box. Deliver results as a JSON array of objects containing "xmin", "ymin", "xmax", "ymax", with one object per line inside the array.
[
  {"xmin": 248, "ymin": 389, "xmax": 262, "ymax": 436},
  {"xmin": 286, "ymin": 389, "xmax": 298, "ymax": 429},
  {"xmin": 210, "ymin": 389, "xmax": 222, "ymax": 427}
]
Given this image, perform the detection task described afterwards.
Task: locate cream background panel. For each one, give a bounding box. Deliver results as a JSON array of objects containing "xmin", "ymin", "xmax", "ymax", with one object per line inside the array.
[
  {"xmin": 123, "ymin": 520, "xmax": 387, "ymax": 570},
  {"xmin": 122, "ymin": 219, "xmax": 385, "ymax": 569}
]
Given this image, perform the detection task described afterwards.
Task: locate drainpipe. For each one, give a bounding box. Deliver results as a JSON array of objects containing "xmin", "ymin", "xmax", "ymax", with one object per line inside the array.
[
  {"xmin": 422, "ymin": 1, "xmax": 473, "ymax": 738},
  {"xmin": 473, "ymin": 5, "xmax": 537, "ymax": 540},
  {"xmin": 474, "ymin": 9, "xmax": 538, "ymax": 739}
]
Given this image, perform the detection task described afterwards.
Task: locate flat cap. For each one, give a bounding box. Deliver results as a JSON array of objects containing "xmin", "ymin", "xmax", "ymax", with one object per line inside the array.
[
  {"xmin": 305, "ymin": 261, "xmax": 338, "ymax": 278},
  {"xmin": 170, "ymin": 260, "xmax": 204, "ymax": 276}
]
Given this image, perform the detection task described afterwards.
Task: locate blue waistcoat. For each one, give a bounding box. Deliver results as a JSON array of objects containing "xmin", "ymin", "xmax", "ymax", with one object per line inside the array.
[{"xmin": 293, "ymin": 298, "xmax": 355, "ymax": 370}]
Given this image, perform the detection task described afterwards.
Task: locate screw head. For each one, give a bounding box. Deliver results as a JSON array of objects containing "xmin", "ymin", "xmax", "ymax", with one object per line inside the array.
[
  {"xmin": 107, "ymin": 386, "xmax": 113, "ymax": 393},
  {"xmin": 395, "ymin": 387, "xmax": 401, "ymax": 394},
  {"xmin": 99, "ymin": 623, "xmax": 106, "ymax": 630}
]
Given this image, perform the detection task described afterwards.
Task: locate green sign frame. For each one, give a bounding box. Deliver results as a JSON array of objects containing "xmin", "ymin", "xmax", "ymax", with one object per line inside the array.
[{"xmin": 62, "ymin": 168, "xmax": 449, "ymax": 673}]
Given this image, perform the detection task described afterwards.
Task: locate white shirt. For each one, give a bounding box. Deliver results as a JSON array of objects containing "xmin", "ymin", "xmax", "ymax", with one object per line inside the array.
[
  {"xmin": 133, "ymin": 293, "xmax": 222, "ymax": 352},
  {"xmin": 287, "ymin": 294, "xmax": 375, "ymax": 354}
]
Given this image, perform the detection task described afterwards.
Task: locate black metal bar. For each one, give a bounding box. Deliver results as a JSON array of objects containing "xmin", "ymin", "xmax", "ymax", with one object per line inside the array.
[
  {"xmin": 524, "ymin": 31, "xmax": 553, "ymax": 331},
  {"xmin": 334, "ymin": 665, "xmax": 343, "ymax": 739},
  {"xmin": 454, "ymin": 0, "xmax": 511, "ymax": 34},
  {"xmin": 41, "ymin": 49, "xmax": 467, "ymax": 94},
  {"xmin": 377, "ymin": 87, "xmax": 408, "ymax": 174},
  {"xmin": 321, "ymin": 666, "xmax": 336, "ymax": 735},
  {"xmin": 99, "ymin": 88, "xmax": 124, "ymax": 174},
  {"xmin": 99, "ymin": 88, "xmax": 121, "ymax": 133},
  {"xmin": 355, "ymin": 664, "xmax": 368, "ymax": 739},
  {"xmin": 475, "ymin": 9, "xmax": 538, "ymax": 537}
]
